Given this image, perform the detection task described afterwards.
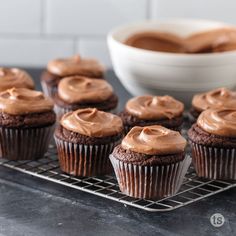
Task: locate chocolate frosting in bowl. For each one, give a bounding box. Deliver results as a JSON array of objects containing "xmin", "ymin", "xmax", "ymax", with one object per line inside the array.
[
  {"xmin": 197, "ymin": 108, "xmax": 236, "ymax": 137},
  {"xmin": 126, "ymin": 95, "xmax": 184, "ymax": 120},
  {"xmin": 0, "ymin": 68, "xmax": 34, "ymax": 92},
  {"xmin": 60, "ymin": 108, "xmax": 123, "ymax": 137},
  {"xmin": 58, "ymin": 76, "xmax": 114, "ymax": 104},
  {"xmin": 0, "ymin": 88, "xmax": 54, "ymax": 115},
  {"xmin": 121, "ymin": 125, "xmax": 186, "ymax": 155},
  {"xmin": 125, "ymin": 31, "xmax": 185, "ymax": 53},
  {"xmin": 124, "ymin": 27, "xmax": 236, "ymax": 53},
  {"xmin": 47, "ymin": 55, "xmax": 105, "ymax": 77},
  {"xmin": 192, "ymin": 87, "xmax": 236, "ymax": 112}
]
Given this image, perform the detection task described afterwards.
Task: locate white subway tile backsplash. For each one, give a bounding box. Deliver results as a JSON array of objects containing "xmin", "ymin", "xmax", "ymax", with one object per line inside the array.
[
  {"xmin": 151, "ymin": 0, "xmax": 236, "ymax": 24},
  {"xmin": 0, "ymin": 37, "xmax": 74, "ymax": 67},
  {"xmin": 0, "ymin": 0, "xmax": 41, "ymax": 34},
  {"xmin": 0, "ymin": 0, "xmax": 235, "ymax": 67},
  {"xmin": 45, "ymin": 0, "xmax": 147, "ymax": 35},
  {"xmin": 77, "ymin": 38, "xmax": 111, "ymax": 66}
]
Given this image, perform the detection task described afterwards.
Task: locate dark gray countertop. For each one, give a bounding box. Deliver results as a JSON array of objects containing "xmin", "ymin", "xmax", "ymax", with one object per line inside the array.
[{"xmin": 0, "ymin": 68, "xmax": 235, "ymax": 236}]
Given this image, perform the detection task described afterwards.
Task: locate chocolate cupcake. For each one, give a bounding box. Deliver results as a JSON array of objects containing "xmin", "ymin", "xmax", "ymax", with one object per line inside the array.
[
  {"xmin": 0, "ymin": 88, "xmax": 56, "ymax": 160},
  {"xmin": 41, "ymin": 55, "xmax": 105, "ymax": 97},
  {"xmin": 120, "ymin": 95, "xmax": 184, "ymax": 133},
  {"xmin": 110, "ymin": 125, "xmax": 190, "ymax": 199},
  {"xmin": 0, "ymin": 67, "xmax": 34, "ymax": 92},
  {"xmin": 190, "ymin": 87, "xmax": 236, "ymax": 122},
  {"xmin": 188, "ymin": 108, "xmax": 236, "ymax": 180},
  {"xmin": 54, "ymin": 108, "xmax": 123, "ymax": 176},
  {"xmin": 54, "ymin": 76, "xmax": 118, "ymax": 118}
]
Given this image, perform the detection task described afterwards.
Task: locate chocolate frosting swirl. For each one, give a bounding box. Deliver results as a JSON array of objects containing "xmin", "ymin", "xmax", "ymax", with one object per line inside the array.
[
  {"xmin": 126, "ymin": 95, "xmax": 184, "ymax": 120},
  {"xmin": 197, "ymin": 108, "xmax": 236, "ymax": 137},
  {"xmin": 121, "ymin": 125, "xmax": 186, "ymax": 155},
  {"xmin": 0, "ymin": 88, "xmax": 54, "ymax": 115},
  {"xmin": 58, "ymin": 76, "xmax": 114, "ymax": 104},
  {"xmin": 61, "ymin": 108, "xmax": 123, "ymax": 137},
  {"xmin": 0, "ymin": 68, "xmax": 34, "ymax": 92},
  {"xmin": 47, "ymin": 55, "xmax": 105, "ymax": 77},
  {"xmin": 192, "ymin": 87, "xmax": 236, "ymax": 112}
]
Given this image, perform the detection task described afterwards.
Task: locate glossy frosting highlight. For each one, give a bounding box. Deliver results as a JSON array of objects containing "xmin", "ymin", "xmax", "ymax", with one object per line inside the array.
[
  {"xmin": 58, "ymin": 76, "xmax": 114, "ymax": 104},
  {"xmin": 126, "ymin": 95, "xmax": 184, "ymax": 120},
  {"xmin": 197, "ymin": 108, "xmax": 236, "ymax": 137},
  {"xmin": 0, "ymin": 88, "xmax": 54, "ymax": 115},
  {"xmin": 192, "ymin": 87, "xmax": 236, "ymax": 112},
  {"xmin": 121, "ymin": 125, "xmax": 187, "ymax": 155},
  {"xmin": 47, "ymin": 55, "xmax": 105, "ymax": 77},
  {"xmin": 61, "ymin": 108, "xmax": 123, "ymax": 137},
  {"xmin": 0, "ymin": 68, "xmax": 34, "ymax": 92}
]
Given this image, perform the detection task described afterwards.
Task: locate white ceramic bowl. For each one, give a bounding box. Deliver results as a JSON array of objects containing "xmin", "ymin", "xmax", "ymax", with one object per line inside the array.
[{"xmin": 107, "ymin": 19, "xmax": 236, "ymax": 107}]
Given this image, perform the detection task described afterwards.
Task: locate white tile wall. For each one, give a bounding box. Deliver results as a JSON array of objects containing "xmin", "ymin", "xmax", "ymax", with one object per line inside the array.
[
  {"xmin": 0, "ymin": 0, "xmax": 41, "ymax": 34},
  {"xmin": 76, "ymin": 38, "xmax": 111, "ymax": 66},
  {"xmin": 151, "ymin": 0, "xmax": 236, "ymax": 24},
  {"xmin": 45, "ymin": 0, "xmax": 147, "ymax": 35},
  {"xmin": 0, "ymin": 37, "xmax": 74, "ymax": 67},
  {"xmin": 0, "ymin": 0, "xmax": 236, "ymax": 67}
]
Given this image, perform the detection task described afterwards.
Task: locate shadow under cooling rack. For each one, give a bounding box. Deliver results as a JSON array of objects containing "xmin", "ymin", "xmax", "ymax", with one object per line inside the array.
[{"xmin": 0, "ymin": 144, "xmax": 235, "ymax": 212}]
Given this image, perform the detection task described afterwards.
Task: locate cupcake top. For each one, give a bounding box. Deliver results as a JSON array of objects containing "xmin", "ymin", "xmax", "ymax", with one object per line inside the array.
[
  {"xmin": 121, "ymin": 125, "xmax": 186, "ymax": 155},
  {"xmin": 61, "ymin": 108, "xmax": 123, "ymax": 137},
  {"xmin": 197, "ymin": 108, "xmax": 236, "ymax": 137},
  {"xmin": 192, "ymin": 87, "xmax": 236, "ymax": 112},
  {"xmin": 58, "ymin": 76, "xmax": 113, "ymax": 104},
  {"xmin": 0, "ymin": 88, "xmax": 54, "ymax": 115},
  {"xmin": 125, "ymin": 95, "xmax": 184, "ymax": 120},
  {"xmin": 47, "ymin": 55, "xmax": 105, "ymax": 77},
  {"xmin": 0, "ymin": 67, "xmax": 34, "ymax": 92}
]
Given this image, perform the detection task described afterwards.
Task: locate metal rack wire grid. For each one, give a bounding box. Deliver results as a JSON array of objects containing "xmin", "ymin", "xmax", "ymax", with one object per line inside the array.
[{"xmin": 0, "ymin": 144, "xmax": 235, "ymax": 212}]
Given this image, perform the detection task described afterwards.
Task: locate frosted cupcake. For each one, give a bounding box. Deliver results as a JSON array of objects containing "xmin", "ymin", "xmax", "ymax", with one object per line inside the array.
[
  {"xmin": 190, "ymin": 87, "xmax": 236, "ymax": 121},
  {"xmin": 188, "ymin": 108, "xmax": 236, "ymax": 180},
  {"xmin": 0, "ymin": 67, "xmax": 34, "ymax": 92},
  {"xmin": 110, "ymin": 125, "xmax": 191, "ymax": 199},
  {"xmin": 54, "ymin": 108, "xmax": 123, "ymax": 176},
  {"xmin": 0, "ymin": 88, "xmax": 55, "ymax": 160},
  {"xmin": 41, "ymin": 55, "xmax": 105, "ymax": 97},
  {"xmin": 53, "ymin": 76, "xmax": 118, "ymax": 118},
  {"xmin": 120, "ymin": 95, "xmax": 184, "ymax": 133}
]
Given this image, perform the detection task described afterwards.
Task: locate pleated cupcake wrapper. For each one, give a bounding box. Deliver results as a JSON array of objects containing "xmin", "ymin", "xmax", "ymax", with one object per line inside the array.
[
  {"xmin": 109, "ymin": 155, "xmax": 191, "ymax": 200},
  {"xmin": 189, "ymin": 141, "xmax": 236, "ymax": 180},
  {"xmin": 0, "ymin": 125, "xmax": 54, "ymax": 160},
  {"xmin": 54, "ymin": 136, "xmax": 121, "ymax": 177},
  {"xmin": 41, "ymin": 80, "xmax": 57, "ymax": 98},
  {"xmin": 54, "ymin": 104, "xmax": 117, "ymax": 120}
]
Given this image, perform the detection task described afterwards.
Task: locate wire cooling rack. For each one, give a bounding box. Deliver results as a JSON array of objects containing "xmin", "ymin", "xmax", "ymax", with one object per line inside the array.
[{"xmin": 0, "ymin": 144, "xmax": 235, "ymax": 212}]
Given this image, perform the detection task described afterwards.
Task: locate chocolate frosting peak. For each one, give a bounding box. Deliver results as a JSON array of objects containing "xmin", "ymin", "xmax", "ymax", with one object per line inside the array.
[
  {"xmin": 61, "ymin": 108, "xmax": 123, "ymax": 137},
  {"xmin": 47, "ymin": 55, "xmax": 105, "ymax": 77},
  {"xmin": 58, "ymin": 76, "xmax": 114, "ymax": 104},
  {"xmin": 0, "ymin": 88, "xmax": 54, "ymax": 115},
  {"xmin": 192, "ymin": 87, "xmax": 236, "ymax": 112},
  {"xmin": 0, "ymin": 67, "xmax": 34, "ymax": 92},
  {"xmin": 126, "ymin": 95, "xmax": 184, "ymax": 120},
  {"xmin": 197, "ymin": 108, "xmax": 236, "ymax": 137},
  {"xmin": 121, "ymin": 125, "xmax": 186, "ymax": 155}
]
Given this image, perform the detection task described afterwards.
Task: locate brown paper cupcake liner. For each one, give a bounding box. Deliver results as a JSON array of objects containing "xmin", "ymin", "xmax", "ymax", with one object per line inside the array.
[
  {"xmin": 189, "ymin": 141, "xmax": 236, "ymax": 180},
  {"xmin": 54, "ymin": 104, "xmax": 117, "ymax": 120},
  {"xmin": 41, "ymin": 80, "xmax": 57, "ymax": 98},
  {"xmin": 109, "ymin": 155, "xmax": 191, "ymax": 199},
  {"xmin": 0, "ymin": 125, "xmax": 54, "ymax": 160},
  {"xmin": 54, "ymin": 136, "xmax": 121, "ymax": 177}
]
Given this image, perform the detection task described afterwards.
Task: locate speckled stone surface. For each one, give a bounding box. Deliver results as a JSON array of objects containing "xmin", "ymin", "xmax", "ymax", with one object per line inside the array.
[{"xmin": 0, "ymin": 69, "xmax": 235, "ymax": 236}]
